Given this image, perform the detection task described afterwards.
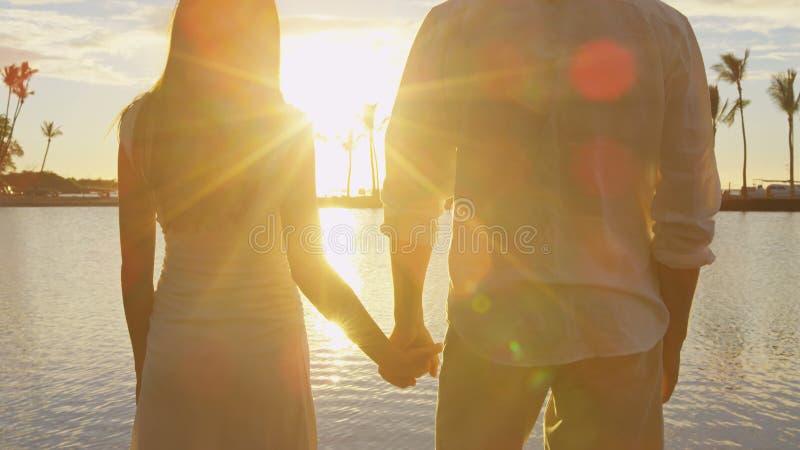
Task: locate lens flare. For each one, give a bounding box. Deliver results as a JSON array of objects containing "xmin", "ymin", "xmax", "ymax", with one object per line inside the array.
[
  {"xmin": 471, "ymin": 295, "xmax": 493, "ymax": 315},
  {"xmin": 569, "ymin": 39, "xmax": 637, "ymax": 102}
]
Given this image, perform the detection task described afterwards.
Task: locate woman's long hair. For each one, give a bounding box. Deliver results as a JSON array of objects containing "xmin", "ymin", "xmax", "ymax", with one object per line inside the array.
[
  {"xmin": 156, "ymin": 0, "xmax": 282, "ymax": 106},
  {"xmin": 122, "ymin": 0, "xmax": 300, "ymax": 230}
]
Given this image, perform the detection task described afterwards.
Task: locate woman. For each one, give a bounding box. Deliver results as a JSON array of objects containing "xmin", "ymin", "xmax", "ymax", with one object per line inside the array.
[{"xmin": 118, "ymin": 1, "xmax": 439, "ymax": 448}]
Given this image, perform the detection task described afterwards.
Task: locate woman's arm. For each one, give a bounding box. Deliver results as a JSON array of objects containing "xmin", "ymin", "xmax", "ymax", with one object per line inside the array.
[
  {"xmin": 280, "ymin": 122, "xmax": 439, "ymax": 387},
  {"xmin": 118, "ymin": 131, "xmax": 156, "ymax": 402}
]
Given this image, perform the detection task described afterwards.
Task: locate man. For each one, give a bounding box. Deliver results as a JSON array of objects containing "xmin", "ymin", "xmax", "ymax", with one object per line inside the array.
[{"xmin": 381, "ymin": 0, "xmax": 721, "ymax": 448}]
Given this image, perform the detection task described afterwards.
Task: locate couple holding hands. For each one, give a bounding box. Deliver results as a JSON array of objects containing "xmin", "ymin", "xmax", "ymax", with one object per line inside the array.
[{"xmin": 120, "ymin": 0, "xmax": 721, "ymax": 449}]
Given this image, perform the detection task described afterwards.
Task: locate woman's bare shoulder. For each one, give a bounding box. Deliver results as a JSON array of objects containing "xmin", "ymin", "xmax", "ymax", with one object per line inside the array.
[
  {"xmin": 118, "ymin": 94, "xmax": 151, "ymax": 168},
  {"xmin": 119, "ymin": 97, "xmax": 143, "ymax": 138}
]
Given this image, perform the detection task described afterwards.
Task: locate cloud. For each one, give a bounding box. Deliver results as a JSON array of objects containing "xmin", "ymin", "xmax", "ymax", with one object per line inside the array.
[
  {"xmin": 0, "ymin": 0, "xmax": 796, "ymax": 88},
  {"xmin": 0, "ymin": 3, "xmax": 170, "ymax": 85},
  {"xmin": 0, "ymin": 2, "xmax": 419, "ymax": 87},
  {"xmin": 674, "ymin": 0, "xmax": 800, "ymax": 29},
  {"xmin": 6, "ymin": 0, "xmax": 83, "ymax": 4}
]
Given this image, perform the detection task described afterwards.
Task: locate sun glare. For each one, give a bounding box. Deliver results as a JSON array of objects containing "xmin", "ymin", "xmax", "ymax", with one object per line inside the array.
[
  {"xmin": 312, "ymin": 314, "xmax": 353, "ymax": 352},
  {"xmin": 281, "ymin": 30, "xmax": 410, "ymax": 196}
]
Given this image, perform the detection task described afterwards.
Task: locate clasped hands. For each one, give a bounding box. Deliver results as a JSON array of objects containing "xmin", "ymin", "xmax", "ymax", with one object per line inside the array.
[{"xmin": 378, "ymin": 322, "xmax": 442, "ymax": 389}]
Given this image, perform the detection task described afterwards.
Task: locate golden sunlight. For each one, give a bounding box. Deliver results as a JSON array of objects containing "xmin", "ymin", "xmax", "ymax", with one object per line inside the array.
[
  {"xmin": 318, "ymin": 208, "xmax": 363, "ymax": 288},
  {"xmin": 281, "ymin": 30, "xmax": 410, "ymax": 196},
  {"xmin": 314, "ymin": 318, "xmax": 353, "ymax": 351}
]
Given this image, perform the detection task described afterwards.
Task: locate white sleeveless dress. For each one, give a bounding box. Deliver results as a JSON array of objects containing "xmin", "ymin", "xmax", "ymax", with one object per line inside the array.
[{"xmin": 121, "ymin": 101, "xmax": 317, "ymax": 450}]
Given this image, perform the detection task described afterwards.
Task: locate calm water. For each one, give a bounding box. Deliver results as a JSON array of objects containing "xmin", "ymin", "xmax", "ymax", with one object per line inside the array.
[{"xmin": 1, "ymin": 208, "xmax": 799, "ymax": 449}]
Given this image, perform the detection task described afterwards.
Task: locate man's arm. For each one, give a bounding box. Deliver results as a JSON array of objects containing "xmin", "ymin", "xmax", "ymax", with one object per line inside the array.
[
  {"xmin": 657, "ymin": 264, "xmax": 699, "ymax": 402},
  {"xmin": 652, "ymin": 17, "xmax": 721, "ymax": 403},
  {"xmin": 382, "ymin": 7, "xmax": 456, "ymax": 375}
]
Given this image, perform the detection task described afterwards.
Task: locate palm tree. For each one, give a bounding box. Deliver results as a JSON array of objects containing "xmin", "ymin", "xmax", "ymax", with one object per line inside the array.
[
  {"xmin": 361, "ymin": 104, "xmax": 380, "ymax": 198},
  {"xmin": 361, "ymin": 104, "xmax": 388, "ymax": 199},
  {"xmin": 39, "ymin": 121, "xmax": 63, "ymax": 173},
  {"xmin": 768, "ymin": 69, "xmax": 799, "ymax": 197},
  {"xmin": 709, "ymin": 84, "xmax": 734, "ymax": 138},
  {"xmin": 340, "ymin": 130, "xmax": 362, "ymax": 198},
  {"xmin": 712, "ymin": 49, "xmax": 751, "ymax": 195},
  {"xmin": 1, "ymin": 62, "xmax": 37, "ymax": 167},
  {"xmin": 0, "ymin": 116, "xmax": 23, "ymax": 175}
]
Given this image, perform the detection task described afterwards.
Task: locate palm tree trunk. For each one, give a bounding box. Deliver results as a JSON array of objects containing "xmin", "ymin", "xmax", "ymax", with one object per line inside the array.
[
  {"xmin": 40, "ymin": 138, "xmax": 52, "ymax": 173},
  {"xmin": 1, "ymin": 98, "xmax": 22, "ymax": 167},
  {"xmin": 737, "ymin": 83, "xmax": 748, "ymax": 195},
  {"xmin": 372, "ymin": 149, "xmax": 380, "ymax": 197},
  {"xmin": 346, "ymin": 150, "xmax": 353, "ymax": 198},
  {"xmin": 790, "ymin": 115, "xmax": 795, "ymax": 198},
  {"xmin": 369, "ymin": 133, "xmax": 379, "ymax": 198},
  {"xmin": 372, "ymin": 147, "xmax": 381, "ymax": 197},
  {"xmin": 0, "ymin": 89, "xmax": 13, "ymax": 164},
  {"xmin": 3, "ymin": 87, "xmax": 10, "ymax": 120}
]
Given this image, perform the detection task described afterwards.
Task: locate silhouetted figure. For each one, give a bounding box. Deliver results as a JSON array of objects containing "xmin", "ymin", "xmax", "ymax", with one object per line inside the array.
[
  {"xmin": 119, "ymin": 2, "xmax": 437, "ymax": 448},
  {"xmin": 382, "ymin": 0, "xmax": 721, "ymax": 448}
]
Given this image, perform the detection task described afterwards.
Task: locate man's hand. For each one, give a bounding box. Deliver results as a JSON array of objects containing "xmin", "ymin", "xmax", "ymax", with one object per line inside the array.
[
  {"xmin": 378, "ymin": 342, "xmax": 443, "ymax": 388},
  {"xmin": 656, "ymin": 264, "xmax": 699, "ymax": 404},
  {"xmin": 390, "ymin": 322, "xmax": 441, "ymax": 377},
  {"xmin": 661, "ymin": 331, "xmax": 685, "ymax": 403}
]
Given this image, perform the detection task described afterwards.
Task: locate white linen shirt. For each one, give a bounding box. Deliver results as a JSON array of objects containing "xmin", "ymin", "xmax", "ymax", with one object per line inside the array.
[{"xmin": 382, "ymin": 0, "xmax": 721, "ymax": 366}]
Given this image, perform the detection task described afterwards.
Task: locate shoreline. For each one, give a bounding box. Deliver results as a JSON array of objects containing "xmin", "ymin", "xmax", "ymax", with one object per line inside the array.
[
  {"xmin": 3, "ymin": 196, "xmax": 800, "ymax": 212},
  {"xmin": 720, "ymin": 197, "xmax": 800, "ymax": 212},
  {"xmin": 0, "ymin": 195, "xmax": 385, "ymax": 209}
]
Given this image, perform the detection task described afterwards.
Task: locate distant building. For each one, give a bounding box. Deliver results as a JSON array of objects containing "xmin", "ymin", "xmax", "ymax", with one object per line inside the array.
[{"xmin": 725, "ymin": 186, "xmax": 767, "ymax": 198}]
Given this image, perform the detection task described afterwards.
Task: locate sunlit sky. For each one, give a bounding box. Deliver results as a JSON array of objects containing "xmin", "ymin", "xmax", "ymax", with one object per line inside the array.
[{"xmin": 1, "ymin": 0, "xmax": 799, "ymax": 194}]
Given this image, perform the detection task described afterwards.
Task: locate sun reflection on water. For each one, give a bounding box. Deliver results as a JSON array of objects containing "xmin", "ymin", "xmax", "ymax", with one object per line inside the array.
[
  {"xmin": 305, "ymin": 208, "xmax": 368, "ymax": 357},
  {"xmin": 319, "ymin": 208, "xmax": 364, "ymax": 290},
  {"xmin": 311, "ymin": 314, "xmax": 354, "ymax": 353}
]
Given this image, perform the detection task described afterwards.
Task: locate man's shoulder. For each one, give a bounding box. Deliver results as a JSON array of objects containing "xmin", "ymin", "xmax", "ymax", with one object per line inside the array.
[
  {"xmin": 425, "ymin": 0, "xmax": 468, "ymax": 20},
  {"xmin": 619, "ymin": 0, "xmax": 692, "ymax": 31}
]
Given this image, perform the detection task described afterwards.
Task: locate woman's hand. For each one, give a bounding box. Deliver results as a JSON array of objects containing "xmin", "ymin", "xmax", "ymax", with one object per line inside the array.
[
  {"xmin": 390, "ymin": 322, "xmax": 441, "ymax": 377},
  {"xmin": 378, "ymin": 342, "xmax": 443, "ymax": 389}
]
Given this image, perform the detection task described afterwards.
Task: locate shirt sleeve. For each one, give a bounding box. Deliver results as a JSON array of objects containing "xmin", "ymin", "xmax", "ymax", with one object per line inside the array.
[
  {"xmin": 651, "ymin": 17, "xmax": 722, "ymax": 269},
  {"xmin": 382, "ymin": 7, "xmax": 457, "ymax": 243}
]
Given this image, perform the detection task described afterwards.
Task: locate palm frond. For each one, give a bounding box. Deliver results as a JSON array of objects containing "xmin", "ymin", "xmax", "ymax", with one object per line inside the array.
[
  {"xmin": 722, "ymin": 105, "xmax": 738, "ymax": 127},
  {"xmin": 768, "ymin": 69, "xmax": 799, "ymax": 115},
  {"xmin": 722, "ymin": 98, "xmax": 749, "ymax": 127},
  {"xmin": 721, "ymin": 53, "xmax": 742, "ymax": 79},
  {"xmin": 714, "ymin": 50, "xmax": 750, "ymax": 84},
  {"xmin": 40, "ymin": 121, "xmax": 62, "ymax": 138},
  {"xmin": 709, "ymin": 85, "xmax": 720, "ymax": 119},
  {"xmin": 741, "ymin": 49, "xmax": 751, "ymax": 73},
  {"xmin": 711, "ymin": 63, "xmax": 732, "ymax": 82},
  {"xmin": 719, "ymin": 99, "xmax": 731, "ymax": 122}
]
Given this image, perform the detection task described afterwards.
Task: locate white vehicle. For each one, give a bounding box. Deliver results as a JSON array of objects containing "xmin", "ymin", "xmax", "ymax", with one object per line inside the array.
[{"xmin": 766, "ymin": 184, "xmax": 798, "ymax": 199}]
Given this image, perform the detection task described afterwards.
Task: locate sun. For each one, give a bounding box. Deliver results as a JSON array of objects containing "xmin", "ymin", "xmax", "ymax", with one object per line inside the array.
[{"xmin": 280, "ymin": 29, "xmax": 409, "ymax": 196}]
